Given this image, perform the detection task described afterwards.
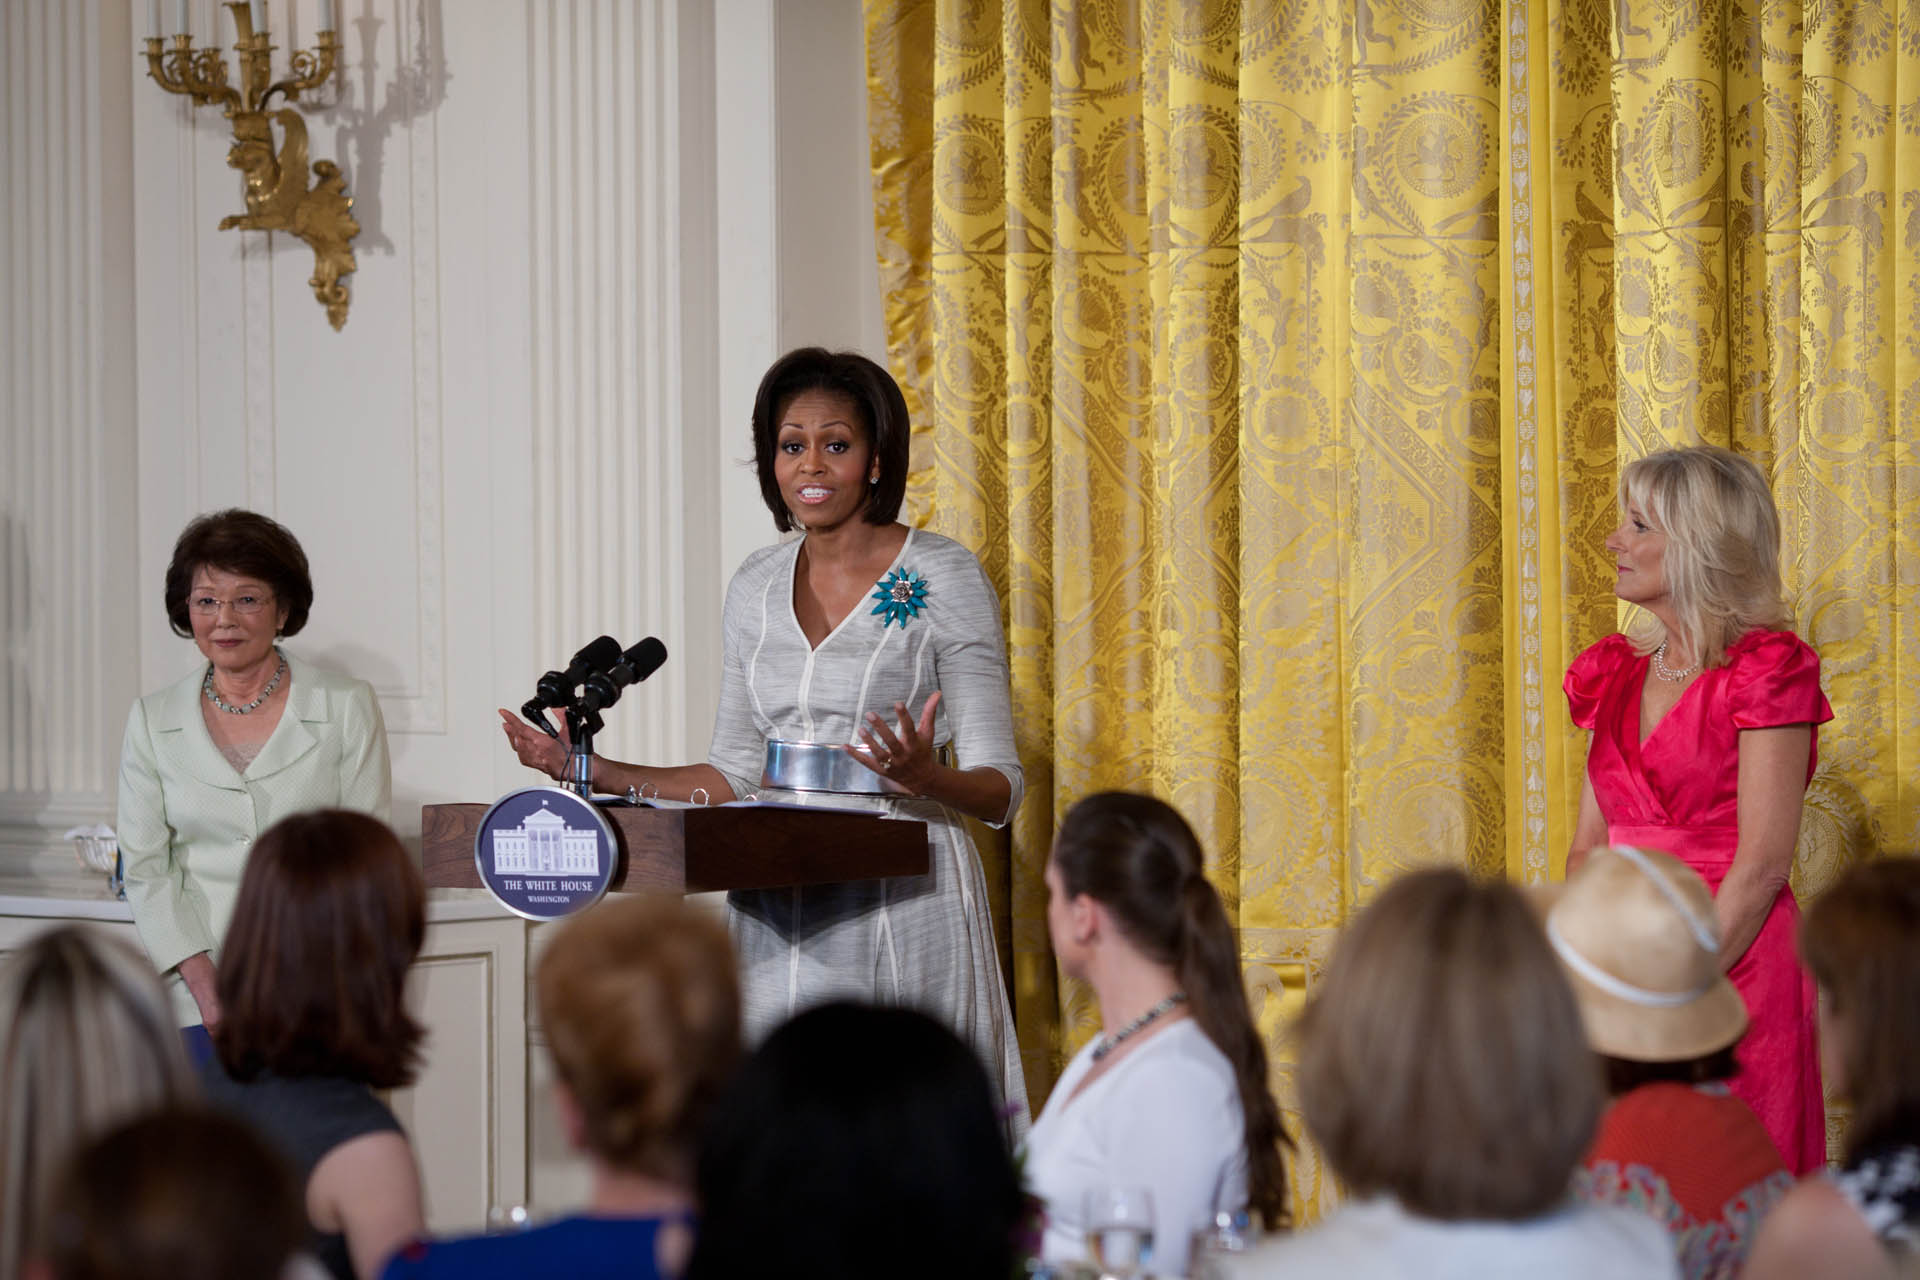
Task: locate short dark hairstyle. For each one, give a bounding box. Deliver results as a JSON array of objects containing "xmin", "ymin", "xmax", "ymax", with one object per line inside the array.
[
  {"xmin": 750, "ymin": 347, "xmax": 911, "ymax": 532},
  {"xmin": 688, "ymin": 1003, "xmax": 1022, "ymax": 1280},
  {"xmin": 40, "ymin": 1106, "xmax": 305, "ymax": 1280},
  {"xmin": 214, "ymin": 809, "xmax": 425, "ymax": 1088},
  {"xmin": 1800, "ymin": 855, "xmax": 1920, "ymax": 1162},
  {"xmin": 164, "ymin": 509, "xmax": 314, "ymax": 638},
  {"xmin": 1297, "ymin": 868, "xmax": 1602, "ymax": 1221},
  {"xmin": 537, "ymin": 894, "xmax": 741, "ymax": 1182}
]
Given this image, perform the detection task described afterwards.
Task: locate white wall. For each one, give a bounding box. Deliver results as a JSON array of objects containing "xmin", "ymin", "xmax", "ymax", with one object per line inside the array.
[{"xmin": 0, "ymin": 0, "xmax": 885, "ymax": 871}]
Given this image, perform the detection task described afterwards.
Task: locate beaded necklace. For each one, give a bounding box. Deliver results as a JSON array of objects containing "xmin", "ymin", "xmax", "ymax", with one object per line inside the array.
[
  {"xmin": 1091, "ymin": 991, "xmax": 1188, "ymax": 1063},
  {"xmin": 204, "ymin": 651, "xmax": 287, "ymax": 715}
]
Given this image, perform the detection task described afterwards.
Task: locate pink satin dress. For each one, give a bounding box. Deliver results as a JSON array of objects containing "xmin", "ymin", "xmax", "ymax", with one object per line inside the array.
[{"xmin": 1565, "ymin": 629, "xmax": 1833, "ymax": 1173}]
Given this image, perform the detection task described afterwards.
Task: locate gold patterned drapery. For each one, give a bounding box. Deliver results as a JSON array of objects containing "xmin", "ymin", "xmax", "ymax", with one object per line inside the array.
[{"xmin": 865, "ymin": 0, "xmax": 1918, "ymax": 1218}]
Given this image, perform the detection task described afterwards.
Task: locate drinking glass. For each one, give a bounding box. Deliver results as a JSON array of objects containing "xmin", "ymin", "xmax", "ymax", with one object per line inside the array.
[
  {"xmin": 485, "ymin": 1203, "xmax": 534, "ymax": 1233},
  {"xmin": 1083, "ymin": 1186, "xmax": 1155, "ymax": 1280}
]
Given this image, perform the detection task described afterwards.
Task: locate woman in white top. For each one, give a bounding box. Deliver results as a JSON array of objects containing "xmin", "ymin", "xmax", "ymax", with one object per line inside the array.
[
  {"xmin": 1219, "ymin": 869, "xmax": 1677, "ymax": 1280},
  {"xmin": 1025, "ymin": 791, "xmax": 1289, "ymax": 1276}
]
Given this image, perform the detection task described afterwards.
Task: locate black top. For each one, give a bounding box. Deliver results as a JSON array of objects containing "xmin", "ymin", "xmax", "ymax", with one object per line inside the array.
[
  {"xmin": 1835, "ymin": 1138, "xmax": 1920, "ymax": 1259},
  {"xmin": 200, "ymin": 1057, "xmax": 404, "ymax": 1280}
]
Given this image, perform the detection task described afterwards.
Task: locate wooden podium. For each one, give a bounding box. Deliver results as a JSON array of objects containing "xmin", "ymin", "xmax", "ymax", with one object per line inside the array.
[{"xmin": 420, "ymin": 801, "xmax": 930, "ymax": 894}]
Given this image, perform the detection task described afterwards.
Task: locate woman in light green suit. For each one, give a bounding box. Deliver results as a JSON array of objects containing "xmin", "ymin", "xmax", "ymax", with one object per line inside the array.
[{"xmin": 117, "ymin": 510, "xmax": 390, "ymax": 1031}]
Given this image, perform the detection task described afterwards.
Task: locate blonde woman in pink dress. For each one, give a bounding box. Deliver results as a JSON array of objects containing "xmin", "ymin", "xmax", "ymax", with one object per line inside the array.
[{"xmin": 1564, "ymin": 446, "xmax": 1831, "ymax": 1172}]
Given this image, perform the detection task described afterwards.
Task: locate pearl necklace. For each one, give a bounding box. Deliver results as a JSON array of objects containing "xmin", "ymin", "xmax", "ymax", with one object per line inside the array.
[
  {"xmin": 204, "ymin": 651, "xmax": 287, "ymax": 714},
  {"xmin": 1091, "ymin": 992, "xmax": 1188, "ymax": 1063},
  {"xmin": 1651, "ymin": 641, "xmax": 1700, "ymax": 683}
]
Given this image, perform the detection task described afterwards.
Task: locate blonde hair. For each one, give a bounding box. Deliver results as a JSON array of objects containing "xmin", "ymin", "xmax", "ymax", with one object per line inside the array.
[
  {"xmin": 537, "ymin": 894, "xmax": 741, "ymax": 1183},
  {"xmin": 0, "ymin": 927, "xmax": 196, "ymax": 1280},
  {"xmin": 1296, "ymin": 869, "xmax": 1602, "ymax": 1220},
  {"xmin": 1619, "ymin": 445, "xmax": 1791, "ymax": 667}
]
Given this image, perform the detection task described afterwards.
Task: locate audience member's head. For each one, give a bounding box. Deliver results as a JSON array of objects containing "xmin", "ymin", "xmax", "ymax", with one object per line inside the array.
[
  {"xmin": 688, "ymin": 1002, "xmax": 1022, "ymax": 1280},
  {"xmin": 1800, "ymin": 855, "xmax": 1920, "ymax": 1162},
  {"xmin": 214, "ymin": 808, "xmax": 425, "ymax": 1087},
  {"xmin": 1298, "ymin": 868, "xmax": 1601, "ymax": 1221},
  {"xmin": 1051, "ymin": 790, "xmax": 1290, "ymax": 1228},
  {"xmin": 1545, "ymin": 845, "xmax": 1748, "ymax": 1093},
  {"xmin": 31, "ymin": 1105, "xmax": 305, "ymax": 1280},
  {"xmin": 537, "ymin": 893, "xmax": 741, "ymax": 1186},
  {"xmin": 0, "ymin": 926, "xmax": 196, "ymax": 1280}
]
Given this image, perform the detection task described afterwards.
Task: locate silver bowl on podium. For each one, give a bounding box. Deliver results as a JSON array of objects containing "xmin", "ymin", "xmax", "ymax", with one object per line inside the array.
[{"xmin": 760, "ymin": 738, "xmax": 913, "ymax": 797}]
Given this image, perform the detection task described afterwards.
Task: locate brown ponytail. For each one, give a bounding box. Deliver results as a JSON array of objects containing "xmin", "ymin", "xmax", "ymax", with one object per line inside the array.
[
  {"xmin": 1053, "ymin": 792, "xmax": 1291, "ymax": 1229},
  {"xmin": 1176, "ymin": 874, "xmax": 1291, "ymax": 1229}
]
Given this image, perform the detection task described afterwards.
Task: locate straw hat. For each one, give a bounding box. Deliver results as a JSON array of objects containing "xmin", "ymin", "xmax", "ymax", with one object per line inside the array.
[{"xmin": 1542, "ymin": 845, "xmax": 1748, "ymax": 1062}]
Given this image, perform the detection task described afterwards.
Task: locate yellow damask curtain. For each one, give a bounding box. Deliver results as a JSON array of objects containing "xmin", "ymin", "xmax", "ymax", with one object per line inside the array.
[{"xmin": 866, "ymin": 0, "xmax": 1914, "ymax": 1217}]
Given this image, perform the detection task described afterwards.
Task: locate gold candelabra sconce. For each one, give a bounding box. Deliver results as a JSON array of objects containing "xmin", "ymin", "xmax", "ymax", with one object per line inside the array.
[{"xmin": 144, "ymin": 1, "xmax": 359, "ymax": 330}]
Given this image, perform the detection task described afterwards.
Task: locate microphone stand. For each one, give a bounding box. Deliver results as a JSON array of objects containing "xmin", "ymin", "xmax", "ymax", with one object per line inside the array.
[{"xmin": 562, "ymin": 705, "xmax": 603, "ymax": 799}]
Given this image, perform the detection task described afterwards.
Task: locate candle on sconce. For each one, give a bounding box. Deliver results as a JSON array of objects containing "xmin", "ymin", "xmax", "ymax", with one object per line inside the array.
[
  {"xmin": 174, "ymin": 0, "xmax": 188, "ymax": 34},
  {"xmin": 250, "ymin": 0, "xmax": 267, "ymax": 31},
  {"xmin": 320, "ymin": 0, "xmax": 336, "ymax": 31},
  {"xmin": 148, "ymin": 0, "xmax": 160, "ymax": 36}
]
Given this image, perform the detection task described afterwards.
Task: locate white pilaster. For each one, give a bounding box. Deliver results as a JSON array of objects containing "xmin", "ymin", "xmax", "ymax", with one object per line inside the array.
[
  {"xmin": 0, "ymin": 0, "xmax": 140, "ymax": 868},
  {"xmin": 525, "ymin": 0, "xmax": 716, "ymax": 765}
]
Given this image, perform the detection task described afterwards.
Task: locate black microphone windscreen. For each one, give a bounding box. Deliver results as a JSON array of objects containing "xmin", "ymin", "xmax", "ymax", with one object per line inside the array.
[
  {"xmin": 624, "ymin": 637, "xmax": 668, "ymax": 682},
  {"xmin": 564, "ymin": 635, "xmax": 624, "ymax": 682}
]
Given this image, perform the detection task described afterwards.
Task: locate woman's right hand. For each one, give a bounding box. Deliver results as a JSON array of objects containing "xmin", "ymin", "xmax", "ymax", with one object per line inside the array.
[{"xmin": 497, "ymin": 708, "xmax": 568, "ymax": 781}]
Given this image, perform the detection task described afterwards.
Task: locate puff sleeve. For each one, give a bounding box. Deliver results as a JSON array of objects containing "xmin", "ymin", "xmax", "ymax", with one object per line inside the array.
[
  {"xmin": 1725, "ymin": 630, "xmax": 1833, "ymax": 730},
  {"xmin": 1564, "ymin": 634, "xmax": 1635, "ymax": 730}
]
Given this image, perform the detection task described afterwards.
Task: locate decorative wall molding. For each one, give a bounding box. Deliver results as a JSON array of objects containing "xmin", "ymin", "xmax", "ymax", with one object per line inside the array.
[
  {"xmin": 124, "ymin": 0, "xmax": 450, "ymax": 737},
  {"xmin": 243, "ymin": 238, "xmax": 278, "ymax": 511},
  {"xmin": 369, "ymin": 0, "xmax": 450, "ymax": 735},
  {"xmin": 403, "ymin": 0, "xmax": 449, "ymax": 738}
]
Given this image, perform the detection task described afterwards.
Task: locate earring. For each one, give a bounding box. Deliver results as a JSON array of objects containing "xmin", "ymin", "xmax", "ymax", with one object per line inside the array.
[{"xmin": 869, "ymin": 474, "xmax": 879, "ymax": 486}]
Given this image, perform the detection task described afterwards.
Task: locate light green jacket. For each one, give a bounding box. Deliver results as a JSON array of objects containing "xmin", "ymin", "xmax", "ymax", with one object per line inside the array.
[{"xmin": 116, "ymin": 652, "xmax": 391, "ymax": 1025}]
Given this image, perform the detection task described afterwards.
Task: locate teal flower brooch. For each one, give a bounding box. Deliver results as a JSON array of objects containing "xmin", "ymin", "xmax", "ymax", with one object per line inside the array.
[{"xmin": 870, "ymin": 567, "xmax": 929, "ymax": 629}]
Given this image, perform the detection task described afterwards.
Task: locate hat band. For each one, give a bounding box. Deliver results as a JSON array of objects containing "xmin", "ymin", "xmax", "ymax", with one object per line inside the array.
[
  {"xmin": 1546, "ymin": 918, "xmax": 1717, "ymax": 1009},
  {"xmin": 1603, "ymin": 844, "xmax": 1720, "ymax": 954}
]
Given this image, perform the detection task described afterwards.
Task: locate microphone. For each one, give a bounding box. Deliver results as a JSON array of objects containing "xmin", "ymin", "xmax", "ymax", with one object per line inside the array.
[
  {"xmin": 581, "ymin": 637, "xmax": 668, "ymax": 713},
  {"xmin": 529, "ymin": 635, "xmax": 623, "ymax": 711}
]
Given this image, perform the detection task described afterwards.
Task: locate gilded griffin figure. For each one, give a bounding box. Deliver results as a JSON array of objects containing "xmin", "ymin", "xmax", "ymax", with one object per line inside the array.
[
  {"xmin": 219, "ymin": 109, "xmax": 360, "ymax": 330},
  {"xmin": 143, "ymin": 3, "xmax": 355, "ymax": 329}
]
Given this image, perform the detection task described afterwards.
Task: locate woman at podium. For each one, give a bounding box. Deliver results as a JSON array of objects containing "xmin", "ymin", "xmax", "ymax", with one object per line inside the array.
[{"xmin": 501, "ymin": 348, "xmax": 1029, "ymax": 1125}]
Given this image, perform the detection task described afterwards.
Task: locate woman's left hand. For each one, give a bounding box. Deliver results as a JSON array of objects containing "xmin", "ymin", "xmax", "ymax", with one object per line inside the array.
[{"xmin": 850, "ymin": 692, "xmax": 942, "ymax": 794}]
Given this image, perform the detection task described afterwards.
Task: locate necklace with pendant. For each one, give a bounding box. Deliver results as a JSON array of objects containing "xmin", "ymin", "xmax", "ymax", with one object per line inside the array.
[
  {"xmin": 205, "ymin": 651, "xmax": 287, "ymax": 714},
  {"xmin": 1091, "ymin": 991, "xmax": 1188, "ymax": 1063}
]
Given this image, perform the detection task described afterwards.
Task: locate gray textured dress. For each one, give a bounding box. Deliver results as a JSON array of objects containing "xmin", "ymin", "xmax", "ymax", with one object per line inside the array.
[{"xmin": 707, "ymin": 528, "xmax": 1030, "ymax": 1125}]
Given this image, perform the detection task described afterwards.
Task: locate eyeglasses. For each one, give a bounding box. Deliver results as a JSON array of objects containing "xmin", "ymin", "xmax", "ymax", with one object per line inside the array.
[{"xmin": 188, "ymin": 593, "xmax": 275, "ymax": 617}]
